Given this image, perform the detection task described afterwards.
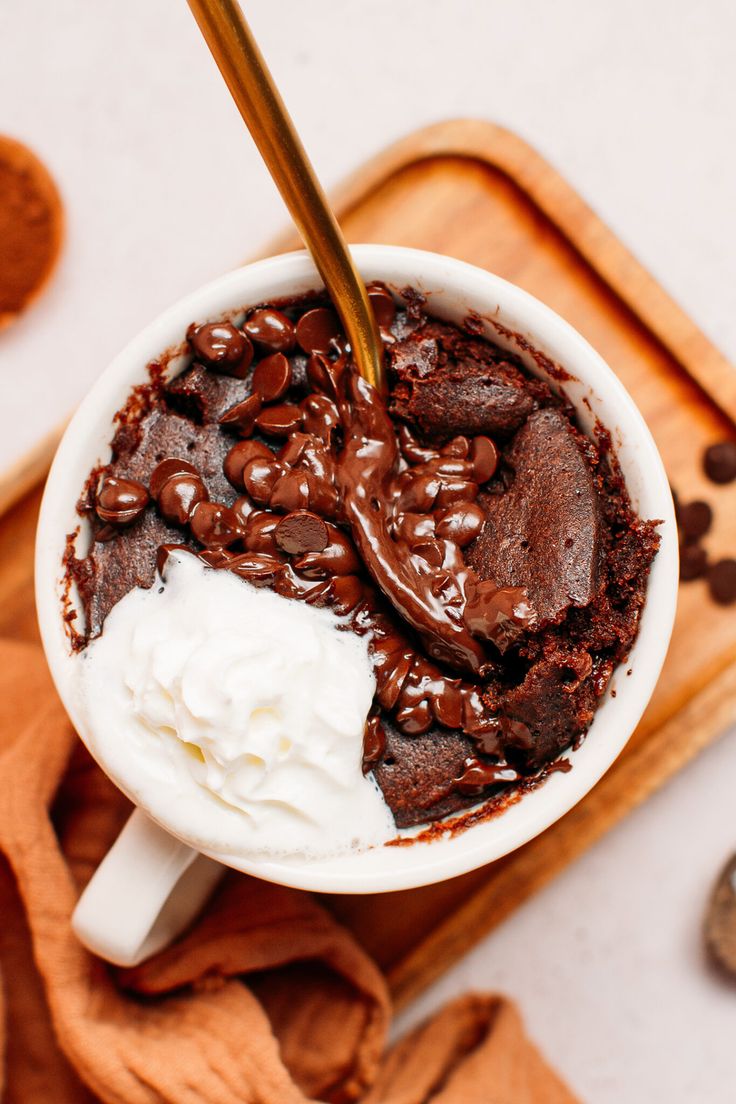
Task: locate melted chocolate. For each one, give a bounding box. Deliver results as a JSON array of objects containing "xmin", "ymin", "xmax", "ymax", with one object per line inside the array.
[{"xmin": 67, "ymin": 291, "xmax": 660, "ymax": 828}]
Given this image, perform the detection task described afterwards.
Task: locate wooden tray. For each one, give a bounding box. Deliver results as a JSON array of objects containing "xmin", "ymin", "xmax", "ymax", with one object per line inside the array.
[{"xmin": 3, "ymin": 119, "xmax": 736, "ymax": 1012}]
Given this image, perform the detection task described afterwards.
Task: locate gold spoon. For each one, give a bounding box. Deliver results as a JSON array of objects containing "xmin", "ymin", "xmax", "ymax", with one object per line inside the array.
[{"xmin": 186, "ymin": 0, "xmax": 386, "ymax": 395}]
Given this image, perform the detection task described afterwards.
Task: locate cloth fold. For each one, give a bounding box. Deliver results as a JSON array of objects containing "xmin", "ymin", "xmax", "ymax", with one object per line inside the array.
[{"xmin": 0, "ymin": 638, "xmax": 578, "ymax": 1103}]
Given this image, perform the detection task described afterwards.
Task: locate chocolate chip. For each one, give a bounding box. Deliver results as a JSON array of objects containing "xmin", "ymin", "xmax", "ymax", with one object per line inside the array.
[
  {"xmin": 232, "ymin": 495, "xmax": 257, "ymax": 528},
  {"xmin": 293, "ymin": 526, "xmax": 361, "ymax": 576},
  {"xmin": 362, "ymin": 715, "xmax": 386, "ymax": 772},
  {"xmin": 244, "ymin": 308, "xmax": 295, "ymax": 352},
  {"xmin": 367, "ymin": 286, "xmax": 396, "ymax": 328},
  {"xmin": 677, "ymin": 499, "xmax": 712, "ymax": 540},
  {"xmin": 306, "ymin": 352, "xmax": 345, "ymax": 398},
  {"xmin": 329, "ymin": 575, "xmax": 365, "ymax": 616},
  {"xmin": 96, "ymin": 476, "xmax": 149, "ymax": 526},
  {"xmin": 149, "ymin": 457, "xmax": 199, "ymax": 500},
  {"xmin": 454, "ymin": 757, "xmax": 518, "ymax": 796},
  {"xmin": 708, "ymin": 558, "xmax": 736, "ymax": 605},
  {"xmin": 219, "ymin": 392, "xmax": 262, "ymax": 436},
  {"xmin": 679, "ymin": 542, "xmax": 708, "ymax": 581},
  {"xmin": 469, "ymin": 436, "xmax": 499, "ymax": 483},
  {"xmin": 395, "ymin": 512, "xmax": 436, "ymax": 547},
  {"xmin": 704, "ymin": 441, "xmax": 736, "ymax": 485},
  {"xmin": 242, "ymin": 456, "xmax": 283, "ymax": 503},
  {"xmin": 270, "ymin": 470, "xmax": 313, "ymax": 512},
  {"xmin": 223, "ymin": 439, "xmax": 273, "ymax": 491},
  {"xmin": 295, "ymin": 307, "xmax": 342, "ymax": 354},
  {"xmin": 227, "ymin": 551, "xmax": 284, "ymax": 583},
  {"xmin": 301, "ymin": 393, "xmax": 340, "ymax": 440},
  {"xmin": 255, "ymin": 403, "xmax": 303, "ymax": 437},
  {"xmin": 440, "ymin": 436, "xmax": 471, "ymax": 459},
  {"xmin": 251, "ymin": 352, "xmax": 292, "ymax": 403},
  {"xmin": 397, "ymin": 425, "xmax": 438, "ymax": 465},
  {"xmin": 189, "ymin": 502, "xmax": 244, "ymax": 548},
  {"xmin": 158, "ymin": 474, "xmax": 208, "ymax": 526},
  {"xmin": 245, "ymin": 511, "xmax": 281, "ymax": 554},
  {"xmin": 434, "ymin": 478, "xmax": 479, "ymax": 509},
  {"xmin": 187, "ymin": 321, "xmax": 253, "ymax": 377},
  {"xmin": 435, "ymin": 502, "xmax": 486, "ymax": 546},
  {"xmin": 398, "ymin": 474, "xmax": 442, "ymax": 513},
  {"xmin": 274, "ymin": 510, "xmax": 329, "ymax": 555}
]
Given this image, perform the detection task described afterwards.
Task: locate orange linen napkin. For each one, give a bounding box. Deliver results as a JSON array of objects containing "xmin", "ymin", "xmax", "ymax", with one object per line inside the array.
[{"xmin": 0, "ymin": 638, "xmax": 578, "ymax": 1103}]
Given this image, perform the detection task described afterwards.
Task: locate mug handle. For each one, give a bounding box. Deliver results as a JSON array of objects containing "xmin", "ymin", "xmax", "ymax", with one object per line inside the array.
[{"xmin": 72, "ymin": 808, "xmax": 223, "ymax": 967}]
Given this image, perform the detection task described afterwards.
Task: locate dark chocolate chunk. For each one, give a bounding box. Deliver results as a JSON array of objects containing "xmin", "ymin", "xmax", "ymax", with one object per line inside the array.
[{"xmin": 158, "ymin": 474, "xmax": 208, "ymax": 526}]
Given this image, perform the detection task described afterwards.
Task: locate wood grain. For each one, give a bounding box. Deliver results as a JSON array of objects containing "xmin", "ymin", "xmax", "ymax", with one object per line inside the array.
[{"xmin": 2, "ymin": 119, "xmax": 735, "ymax": 1011}]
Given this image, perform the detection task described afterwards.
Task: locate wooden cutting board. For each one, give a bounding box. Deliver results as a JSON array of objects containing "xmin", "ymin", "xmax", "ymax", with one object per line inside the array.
[{"xmin": 2, "ymin": 119, "xmax": 736, "ymax": 1011}]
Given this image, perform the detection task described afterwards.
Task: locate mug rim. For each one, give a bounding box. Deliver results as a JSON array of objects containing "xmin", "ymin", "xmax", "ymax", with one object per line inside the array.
[{"xmin": 35, "ymin": 244, "xmax": 679, "ymax": 893}]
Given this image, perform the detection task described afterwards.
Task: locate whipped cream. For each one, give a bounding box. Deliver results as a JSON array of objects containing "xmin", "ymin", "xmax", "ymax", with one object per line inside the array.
[{"xmin": 77, "ymin": 552, "xmax": 395, "ymax": 858}]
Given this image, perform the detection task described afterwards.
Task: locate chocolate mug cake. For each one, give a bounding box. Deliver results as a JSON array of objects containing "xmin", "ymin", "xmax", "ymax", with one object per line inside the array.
[{"xmin": 65, "ymin": 284, "xmax": 659, "ymax": 833}]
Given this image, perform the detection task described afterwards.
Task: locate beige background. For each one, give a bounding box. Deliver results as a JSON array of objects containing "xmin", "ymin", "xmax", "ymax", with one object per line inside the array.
[{"xmin": 2, "ymin": 1, "xmax": 735, "ymax": 1099}]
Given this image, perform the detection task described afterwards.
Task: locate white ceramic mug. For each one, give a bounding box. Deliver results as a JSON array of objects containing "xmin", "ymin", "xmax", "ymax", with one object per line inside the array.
[{"xmin": 35, "ymin": 245, "xmax": 678, "ymax": 967}]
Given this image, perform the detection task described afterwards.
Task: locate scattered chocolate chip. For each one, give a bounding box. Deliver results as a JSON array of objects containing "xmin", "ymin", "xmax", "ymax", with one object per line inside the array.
[
  {"xmin": 367, "ymin": 286, "xmax": 396, "ymax": 328},
  {"xmin": 244, "ymin": 308, "xmax": 295, "ymax": 352},
  {"xmin": 158, "ymin": 474, "xmax": 208, "ymax": 526},
  {"xmin": 232, "ymin": 495, "xmax": 257, "ymax": 528},
  {"xmin": 243, "ymin": 456, "xmax": 283, "ymax": 504},
  {"xmin": 274, "ymin": 510, "xmax": 329, "ymax": 555},
  {"xmin": 301, "ymin": 393, "xmax": 340, "ymax": 440},
  {"xmin": 435, "ymin": 502, "xmax": 486, "ymax": 546},
  {"xmin": 679, "ymin": 542, "xmax": 708, "ymax": 582},
  {"xmin": 149, "ymin": 457, "xmax": 199, "ymax": 500},
  {"xmin": 708, "ymin": 558, "xmax": 736, "ymax": 605},
  {"xmin": 219, "ymin": 392, "xmax": 262, "ymax": 436},
  {"xmin": 469, "ymin": 436, "xmax": 499, "ymax": 483},
  {"xmin": 397, "ymin": 425, "xmax": 438, "ymax": 465},
  {"xmin": 251, "ymin": 352, "xmax": 292, "ymax": 403},
  {"xmin": 96, "ymin": 476, "xmax": 149, "ymax": 526},
  {"xmin": 227, "ymin": 551, "xmax": 284, "ymax": 583},
  {"xmin": 704, "ymin": 853, "xmax": 736, "ymax": 976},
  {"xmin": 223, "ymin": 439, "xmax": 273, "ymax": 491},
  {"xmin": 454, "ymin": 757, "xmax": 519, "ymax": 796},
  {"xmin": 362, "ymin": 715, "xmax": 386, "ymax": 772},
  {"xmin": 329, "ymin": 574, "xmax": 365, "ymax": 616},
  {"xmin": 293, "ymin": 526, "xmax": 361, "ymax": 576},
  {"xmin": 440, "ymin": 436, "xmax": 471, "ymax": 459},
  {"xmin": 677, "ymin": 499, "xmax": 713, "ymax": 541},
  {"xmin": 245, "ymin": 511, "xmax": 281, "ymax": 554},
  {"xmin": 187, "ymin": 321, "xmax": 253, "ymax": 377},
  {"xmin": 395, "ymin": 512, "xmax": 436, "ymax": 547},
  {"xmin": 270, "ymin": 470, "xmax": 313, "ymax": 512},
  {"xmin": 189, "ymin": 502, "xmax": 244, "ymax": 548},
  {"xmin": 704, "ymin": 441, "xmax": 736, "ymax": 485},
  {"xmin": 306, "ymin": 352, "xmax": 345, "ymax": 398},
  {"xmin": 295, "ymin": 307, "xmax": 342, "ymax": 354},
  {"xmin": 255, "ymin": 403, "xmax": 303, "ymax": 437}
]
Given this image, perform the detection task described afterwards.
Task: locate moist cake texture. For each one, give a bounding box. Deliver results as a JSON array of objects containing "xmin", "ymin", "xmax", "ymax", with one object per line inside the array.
[{"xmin": 66, "ymin": 287, "xmax": 659, "ymax": 829}]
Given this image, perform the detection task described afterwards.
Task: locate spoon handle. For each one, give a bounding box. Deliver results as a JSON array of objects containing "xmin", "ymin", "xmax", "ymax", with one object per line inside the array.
[{"xmin": 187, "ymin": 0, "xmax": 386, "ymax": 394}]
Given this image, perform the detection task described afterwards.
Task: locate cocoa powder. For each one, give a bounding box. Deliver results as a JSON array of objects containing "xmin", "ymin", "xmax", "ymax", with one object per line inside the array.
[{"xmin": 0, "ymin": 135, "xmax": 63, "ymax": 329}]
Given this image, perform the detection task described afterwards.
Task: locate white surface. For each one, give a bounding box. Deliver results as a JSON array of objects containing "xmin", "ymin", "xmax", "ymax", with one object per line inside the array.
[
  {"xmin": 3, "ymin": 0, "xmax": 735, "ymax": 1099},
  {"xmin": 35, "ymin": 245, "xmax": 677, "ymax": 893}
]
